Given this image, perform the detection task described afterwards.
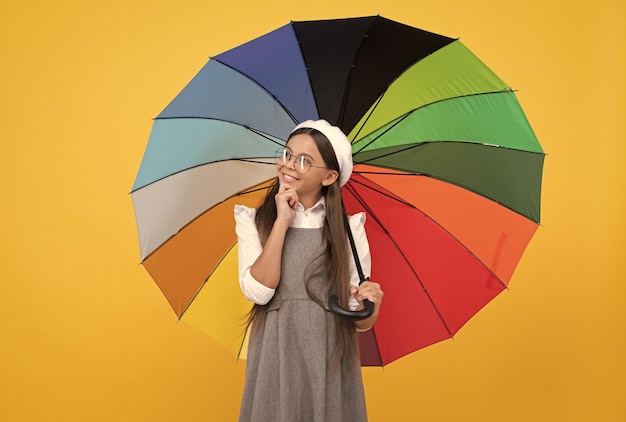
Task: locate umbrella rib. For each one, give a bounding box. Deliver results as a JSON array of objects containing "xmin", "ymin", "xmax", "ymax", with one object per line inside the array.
[
  {"xmin": 337, "ymin": 17, "xmax": 378, "ymax": 130},
  {"xmin": 131, "ymin": 157, "xmax": 277, "ymax": 194},
  {"xmin": 211, "ymin": 57, "xmax": 301, "ymax": 125},
  {"xmin": 354, "ymin": 142, "xmax": 427, "ymax": 166},
  {"xmin": 349, "ymin": 94, "xmax": 385, "ymax": 143},
  {"xmin": 354, "ymin": 170, "xmax": 423, "ymax": 176},
  {"xmin": 235, "ymin": 158, "xmax": 275, "ymax": 167},
  {"xmin": 178, "ymin": 241, "xmax": 240, "ymax": 320},
  {"xmin": 349, "ymin": 175, "xmax": 416, "ymax": 208},
  {"xmin": 246, "ymin": 125, "xmax": 288, "ymax": 146},
  {"xmin": 350, "ymin": 89, "xmax": 526, "ymax": 151},
  {"xmin": 352, "ymin": 112, "xmax": 413, "ymax": 156},
  {"xmin": 237, "ymin": 325, "xmax": 250, "ymax": 362},
  {"xmin": 345, "ymin": 182, "xmax": 455, "ymax": 340},
  {"xmin": 355, "ymin": 139, "xmax": 545, "ymax": 168},
  {"xmin": 153, "ymin": 116, "xmax": 294, "ymax": 143},
  {"xmin": 235, "ymin": 178, "xmax": 277, "ymax": 196}
]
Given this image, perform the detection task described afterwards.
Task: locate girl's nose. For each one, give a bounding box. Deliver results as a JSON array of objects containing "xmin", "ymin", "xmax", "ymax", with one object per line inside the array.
[{"xmin": 285, "ymin": 155, "xmax": 297, "ymax": 169}]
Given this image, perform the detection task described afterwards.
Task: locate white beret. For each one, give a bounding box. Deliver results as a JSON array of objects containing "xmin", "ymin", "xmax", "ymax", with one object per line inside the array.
[{"xmin": 291, "ymin": 119, "xmax": 353, "ymax": 187}]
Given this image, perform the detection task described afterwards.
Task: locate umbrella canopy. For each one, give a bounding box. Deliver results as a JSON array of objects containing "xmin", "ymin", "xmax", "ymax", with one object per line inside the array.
[{"xmin": 131, "ymin": 15, "xmax": 544, "ymax": 366}]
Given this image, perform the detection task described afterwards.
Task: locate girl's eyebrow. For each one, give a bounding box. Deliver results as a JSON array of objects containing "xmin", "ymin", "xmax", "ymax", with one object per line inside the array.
[{"xmin": 285, "ymin": 146, "xmax": 316, "ymax": 160}]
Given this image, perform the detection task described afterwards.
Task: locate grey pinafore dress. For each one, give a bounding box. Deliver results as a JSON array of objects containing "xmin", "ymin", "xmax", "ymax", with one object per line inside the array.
[{"xmin": 239, "ymin": 227, "xmax": 367, "ymax": 422}]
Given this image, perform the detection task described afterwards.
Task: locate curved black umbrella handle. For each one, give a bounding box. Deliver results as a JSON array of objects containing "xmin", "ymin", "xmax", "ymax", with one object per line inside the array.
[
  {"xmin": 328, "ymin": 294, "xmax": 375, "ymax": 321},
  {"xmin": 329, "ymin": 208, "xmax": 376, "ymax": 321}
]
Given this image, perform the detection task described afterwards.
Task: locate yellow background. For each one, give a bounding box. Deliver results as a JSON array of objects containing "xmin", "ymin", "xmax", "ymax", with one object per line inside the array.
[{"xmin": 1, "ymin": 0, "xmax": 624, "ymax": 420}]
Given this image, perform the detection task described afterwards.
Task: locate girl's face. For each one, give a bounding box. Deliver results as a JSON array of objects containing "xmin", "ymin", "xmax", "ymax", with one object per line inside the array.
[{"xmin": 278, "ymin": 133, "xmax": 338, "ymax": 206}]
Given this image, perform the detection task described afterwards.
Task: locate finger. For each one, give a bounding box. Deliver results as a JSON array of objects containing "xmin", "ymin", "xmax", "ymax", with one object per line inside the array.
[
  {"xmin": 357, "ymin": 286, "xmax": 382, "ymax": 303},
  {"xmin": 286, "ymin": 191, "xmax": 298, "ymax": 208},
  {"xmin": 277, "ymin": 187, "xmax": 295, "ymax": 201},
  {"xmin": 278, "ymin": 182, "xmax": 293, "ymax": 193},
  {"xmin": 359, "ymin": 282, "xmax": 382, "ymax": 295}
]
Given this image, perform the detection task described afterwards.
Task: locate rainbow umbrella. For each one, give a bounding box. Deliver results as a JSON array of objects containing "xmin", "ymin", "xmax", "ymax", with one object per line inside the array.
[{"xmin": 131, "ymin": 16, "xmax": 544, "ymax": 366}]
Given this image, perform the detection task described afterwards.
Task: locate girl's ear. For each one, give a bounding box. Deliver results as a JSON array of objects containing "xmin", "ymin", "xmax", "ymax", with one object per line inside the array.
[{"xmin": 322, "ymin": 170, "xmax": 339, "ymax": 187}]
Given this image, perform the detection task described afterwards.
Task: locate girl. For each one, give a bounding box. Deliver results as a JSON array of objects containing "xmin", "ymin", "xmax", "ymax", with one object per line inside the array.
[{"xmin": 235, "ymin": 119, "xmax": 383, "ymax": 422}]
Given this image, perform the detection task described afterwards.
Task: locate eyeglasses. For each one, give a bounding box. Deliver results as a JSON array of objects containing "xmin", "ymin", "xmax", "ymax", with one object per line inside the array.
[{"xmin": 274, "ymin": 148, "xmax": 329, "ymax": 174}]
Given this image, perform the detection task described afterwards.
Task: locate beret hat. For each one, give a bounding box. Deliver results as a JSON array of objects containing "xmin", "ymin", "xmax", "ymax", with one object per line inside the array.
[{"xmin": 291, "ymin": 119, "xmax": 353, "ymax": 187}]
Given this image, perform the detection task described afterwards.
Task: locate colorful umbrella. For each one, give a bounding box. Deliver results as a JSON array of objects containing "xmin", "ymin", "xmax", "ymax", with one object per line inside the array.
[{"xmin": 131, "ymin": 16, "xmax": 544, "ymax": 366}]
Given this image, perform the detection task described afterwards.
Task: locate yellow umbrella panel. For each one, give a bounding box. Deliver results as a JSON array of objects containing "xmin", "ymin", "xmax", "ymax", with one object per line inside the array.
[{"xmin": 181, "ymin": 244, "xmax": 251, "ymax": 360}]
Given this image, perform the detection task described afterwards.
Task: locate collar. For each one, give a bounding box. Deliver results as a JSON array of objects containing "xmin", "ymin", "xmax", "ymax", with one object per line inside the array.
[
  {"xmin": 296, "ymin": 196, "xmax": 326, "ymax": 213},
  {"xmin": 292, "ymin": 196, "xmax": 326, "ymax": 227}
]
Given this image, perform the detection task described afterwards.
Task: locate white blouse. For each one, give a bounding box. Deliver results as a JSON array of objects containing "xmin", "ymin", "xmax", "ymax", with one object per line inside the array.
[{"xmin": 234, "ymin": 197, "xmax": 371, "ymax": 309}]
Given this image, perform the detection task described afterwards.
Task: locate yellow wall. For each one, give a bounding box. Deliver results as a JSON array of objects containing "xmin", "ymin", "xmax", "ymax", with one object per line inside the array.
[{"xmin": 1, "ymin": 0, "xmax": 624, "ymax": 420}]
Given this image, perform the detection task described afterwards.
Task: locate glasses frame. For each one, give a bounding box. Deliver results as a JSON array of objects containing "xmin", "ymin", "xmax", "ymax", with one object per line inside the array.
[{"xmin": 274, "ymin": 148, "xmax": 330, "ymax": 175}]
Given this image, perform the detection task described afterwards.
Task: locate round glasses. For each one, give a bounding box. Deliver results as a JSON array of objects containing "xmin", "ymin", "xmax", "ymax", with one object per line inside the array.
[{"xmin": 274, "ymin": 148, "xmax": 330, "ymax": 174}]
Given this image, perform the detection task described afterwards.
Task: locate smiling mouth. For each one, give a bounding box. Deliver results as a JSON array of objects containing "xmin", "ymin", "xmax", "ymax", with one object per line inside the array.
[{"xmin": 282, "ymin": 172, "xmax": 299, "ymax": 183}]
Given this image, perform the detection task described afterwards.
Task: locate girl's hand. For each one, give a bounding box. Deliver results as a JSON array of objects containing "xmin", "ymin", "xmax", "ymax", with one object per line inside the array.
[
  {"xmin": 350, "ymin": 281, "xmax": 384, "ymax": 313},
  {"xmin": 275, "ymin": 183, "xmax": 298, "ymax": 225}
]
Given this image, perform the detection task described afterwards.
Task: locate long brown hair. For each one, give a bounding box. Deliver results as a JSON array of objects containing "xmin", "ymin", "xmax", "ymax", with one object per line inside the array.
[{"xmin": 246, "ymin": 127, "xmax": 358, "ymax": 368}]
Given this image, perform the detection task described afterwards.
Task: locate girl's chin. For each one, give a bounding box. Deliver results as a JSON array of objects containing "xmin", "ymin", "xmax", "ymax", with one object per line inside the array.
[{"xmin": 278, "ymin": 179, "xmax": 293, "ymax": 189}]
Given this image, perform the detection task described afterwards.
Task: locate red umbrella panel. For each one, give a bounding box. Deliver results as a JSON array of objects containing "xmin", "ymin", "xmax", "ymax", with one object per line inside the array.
[{"xmin": 344, "ymin": 168, "xmax": 538, "ymax": 365}]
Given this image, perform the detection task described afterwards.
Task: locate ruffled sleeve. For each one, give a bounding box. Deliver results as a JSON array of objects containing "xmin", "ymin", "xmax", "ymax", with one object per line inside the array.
[{"xmin": 234, "ymin": 205, "xmax": 276, "ymax": 305}]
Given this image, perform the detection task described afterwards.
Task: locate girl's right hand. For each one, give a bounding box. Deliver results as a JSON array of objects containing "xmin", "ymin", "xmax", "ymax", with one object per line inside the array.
[{"xmin": 275, "ymin": 183, "xmax": 298, "ymax": 225}]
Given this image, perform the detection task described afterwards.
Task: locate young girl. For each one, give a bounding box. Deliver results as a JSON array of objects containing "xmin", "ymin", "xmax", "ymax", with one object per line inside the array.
[{"xmin": 235, "ymin": 119, "xmax": 383, "ymax": 421}]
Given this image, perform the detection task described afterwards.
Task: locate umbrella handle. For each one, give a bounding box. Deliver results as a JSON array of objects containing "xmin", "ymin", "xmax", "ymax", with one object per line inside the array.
[
  {"xmin": 331, "ymin": 210, "xmax": 375, "ymax": 321},
  {"xmin": 328, "ymin": 295, "xmax": 375, "ymax": 322}
]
